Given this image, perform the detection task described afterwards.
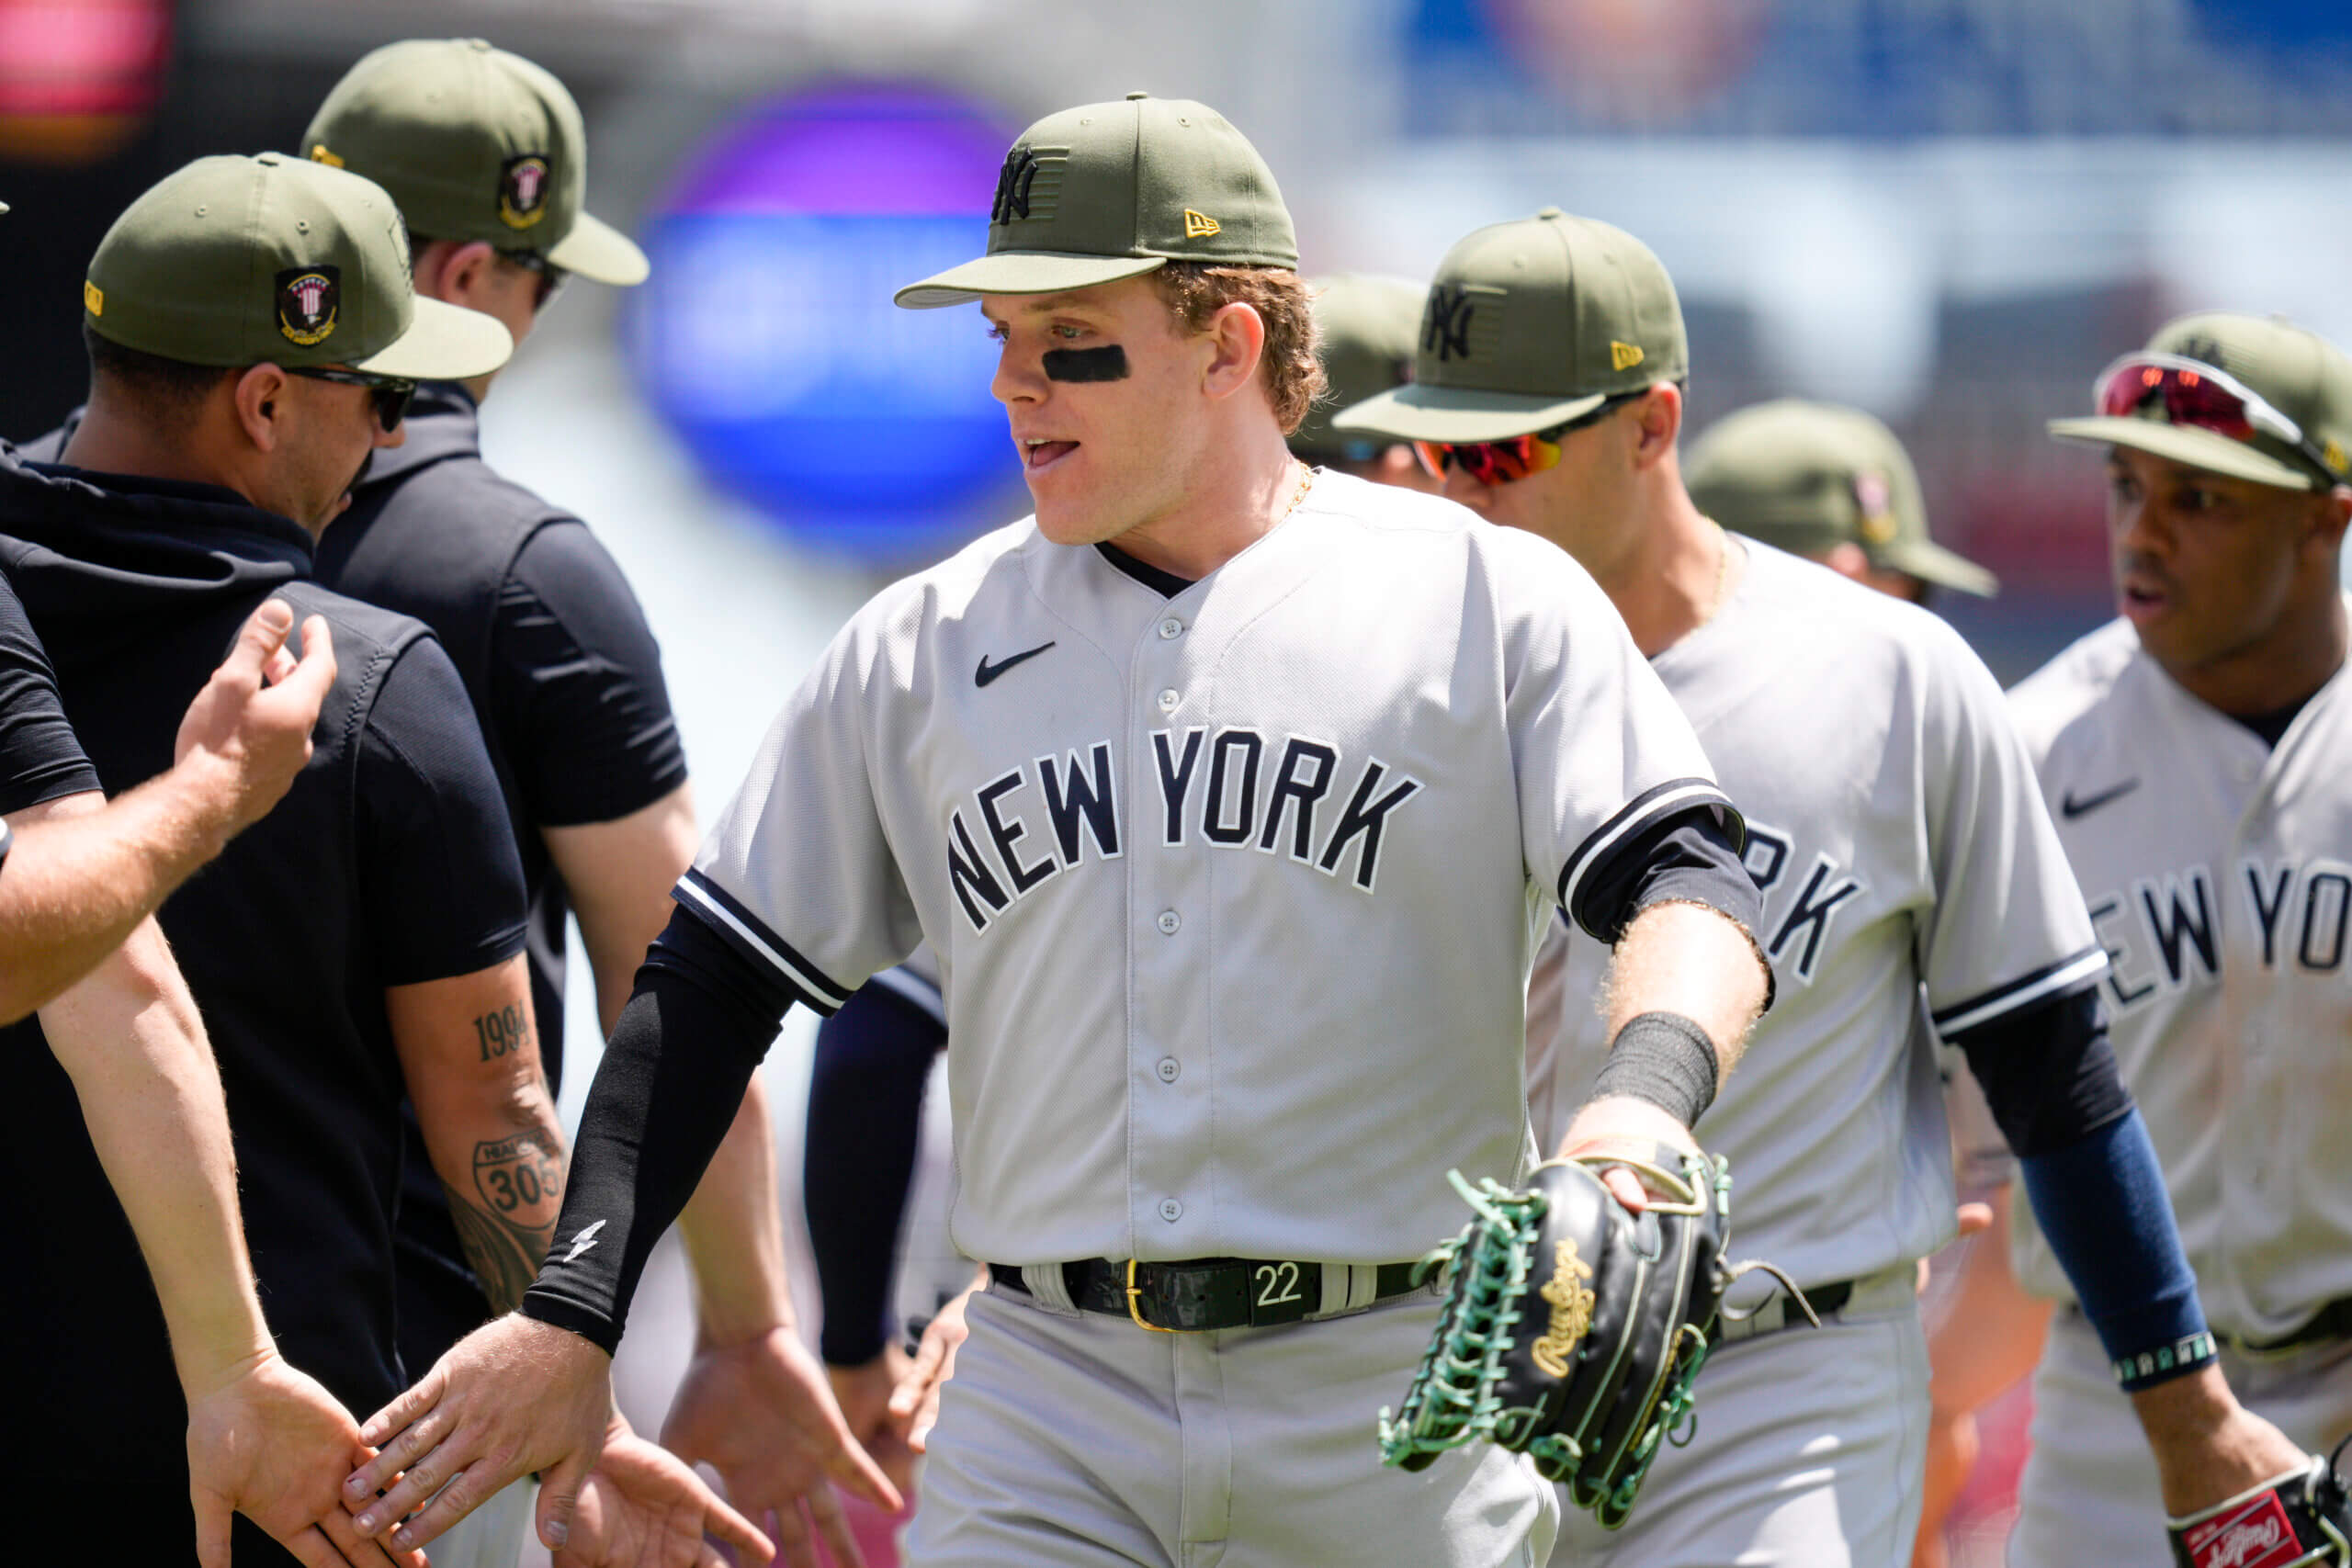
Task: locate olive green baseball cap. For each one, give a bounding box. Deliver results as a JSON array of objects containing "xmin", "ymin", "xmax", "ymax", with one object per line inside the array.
[
  {"xmin": 894, "ymin": 92, "xmax": 1295, "ymax": 310},
  {"xmin": 1334, "ymin": 208, "xmax": 1688, "ymax": 445},
  {"xmin": 1290, "ymin": 274, "xmax": 1423, "ymax": 457},
  {"xmin": 302, "ymin": 39, "xmax": 647, "ymax": 288},
  {"xmin": 1688, "ymin": 400, "xmax": 1996, "ymax": 598},
  {"xmin": 2049, "ymin": 311, "xmax": 2352, "ymax": 491},
  {"xmin": 83, "ymin": 152, "xmax": 511, "ymax": 379}
]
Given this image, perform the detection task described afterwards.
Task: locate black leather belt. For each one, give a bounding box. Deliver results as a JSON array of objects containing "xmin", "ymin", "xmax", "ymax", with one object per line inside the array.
[
  {"xmin": 1708, "ymin": 1277, "xmax": 1855, "ymax": 1347},
  {"xmin": 2223, "ymin": 1296, "xmax": 2352, "ymax": 1356},
  {"xmin": 990, "ymin": 1257, "xmax": 1424, "ymax": 1332}
]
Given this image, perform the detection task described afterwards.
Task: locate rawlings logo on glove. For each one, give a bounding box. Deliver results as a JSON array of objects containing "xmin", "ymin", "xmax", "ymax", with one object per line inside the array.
[{"xmin": 2169, "ymin": 1450, "xmax": 2352, "ymax": 1568}]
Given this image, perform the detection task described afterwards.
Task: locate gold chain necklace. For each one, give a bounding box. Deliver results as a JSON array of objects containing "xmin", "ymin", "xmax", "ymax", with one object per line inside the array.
[{"xmin": 1281, "ymin": 460, "xmax": 1314, "ymax": 523}]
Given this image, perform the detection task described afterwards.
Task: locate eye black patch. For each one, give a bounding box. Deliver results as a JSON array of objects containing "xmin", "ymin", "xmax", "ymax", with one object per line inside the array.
[{"xmin": 1043, "ymin": 345, "xmax": 1129, "ymax": 382}]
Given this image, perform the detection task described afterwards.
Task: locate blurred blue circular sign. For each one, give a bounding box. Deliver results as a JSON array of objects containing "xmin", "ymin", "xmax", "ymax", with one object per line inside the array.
[{"xmin": 630, "ymin": 85, "xmax": 1015, "ymax": 563}]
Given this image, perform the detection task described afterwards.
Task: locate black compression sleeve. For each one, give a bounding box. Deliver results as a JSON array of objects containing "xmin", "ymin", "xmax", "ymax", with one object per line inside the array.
[
  {"xmin": 520, "ymin": 905, "xmax": 807, "ymax": 1352},
  {"xmin": 806, "ymin": 985, "xmax": 947, "ymax": 1366},
  {"xmin": 1576, "ymin": 807, "xmax": 1761, "ymax": 946},
  {"xmin": 1951, "ymin": 985, "xmax": 2132, "ymax": 1158}
]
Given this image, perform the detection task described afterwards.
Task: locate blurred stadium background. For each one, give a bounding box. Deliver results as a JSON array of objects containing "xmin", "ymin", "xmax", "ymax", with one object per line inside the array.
[{"xmin": 6, "ymin": 1, "xmax": 2351, "ymax": 1562}]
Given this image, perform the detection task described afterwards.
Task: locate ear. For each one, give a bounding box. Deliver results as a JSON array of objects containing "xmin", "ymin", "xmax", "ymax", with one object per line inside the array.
[
  {"xmin": 1199, "ymin": 301, "xmax": 1269, "ymax": 405},
  {"xmin": 232, "ymin": 363, "xmax": 291, "ymax": 454},
  {"xmin": 1821, "ymin": 541, "xmax": 1874, "ymax": 583},
  {"xmin": 1627, "ymin": 383, "xmax": 1683, "ymax": 469},
  {"xmin": 418, "ymin": 240, "xmax": 499, "ymax": 308},
  {"xmin": 2313, "ymin": 484, "xmax": 2352, "ymax": 557}
]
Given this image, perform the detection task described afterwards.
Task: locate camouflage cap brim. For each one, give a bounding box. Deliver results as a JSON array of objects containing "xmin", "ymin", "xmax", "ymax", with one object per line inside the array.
[
  {"xmin": 351, "ymin": 294, "xmax": 512, "ymax": 380},
  {"xmin": 546, "ymin": 210, "xmax": 648, "ymax": 288},
  {"xmin": 895, "ymin": 251, "xmax": 1170, "ymax": 310},
  {"xmin": 1877, "ymin": 536, "xmax": 1999, "ymax": 597},
  {"xmin": 2048, "ymin": 415, "xmax": 2321, "ymax": 491},
  {"xmin": 1332, "ymin": 381, "xmax": 1608, "ymax": 444}
]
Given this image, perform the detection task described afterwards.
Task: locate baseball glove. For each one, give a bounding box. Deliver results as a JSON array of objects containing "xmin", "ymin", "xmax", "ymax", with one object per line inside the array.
[
  {"xmin": 1376, "ymin": 1145, "xmax": 1800, "ymax": 1529},
  {"xmin": 2168, "ymin": 1443, "xmax": 2352, "ymax": 1568}
]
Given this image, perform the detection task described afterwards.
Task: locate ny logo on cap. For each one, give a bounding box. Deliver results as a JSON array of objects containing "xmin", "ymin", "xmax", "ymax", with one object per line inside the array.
[
  {"xmin": 992, "ymin": 146, "xmax": 1042, "ymax": 224},
  {"xmin": 1425, "ymin": 285, "xmax": 1476, "ymax": 362},
  {"xmin": 500, "ymin": 153, "xmax": 551, "ymax": 230},
  {"xmin": 276, "ymin": 266, "xmax": 339, "ymax": 346}
]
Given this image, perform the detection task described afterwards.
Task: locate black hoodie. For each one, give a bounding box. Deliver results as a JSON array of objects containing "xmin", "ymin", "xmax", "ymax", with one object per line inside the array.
[{"xmin": 0, "ymin": 446, "xmax": 527, "ymax": 1488}]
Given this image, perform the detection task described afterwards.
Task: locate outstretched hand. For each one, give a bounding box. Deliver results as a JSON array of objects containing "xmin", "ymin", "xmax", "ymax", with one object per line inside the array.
[
  {"xmin": 661, "ymin": 1325, "xmax": 901, "ymax": 1568},
  {"xmin": 187, "ymin": 1349, "xmax": 424, "ymax": 1568},
  {"xmin": 343, "ymin": 1313, "xmax": 612, "ymax": 1554},
  {"xmin": 174, "ymin": 600, "xmax": 336, "ymax": 836},
  {"xmin": 826, "ymin": 1344, "xmax": 919, "ymax": 1498},
  {"xmin": 556, "ymin": 1422, "xmax": 775, "ymax": 1568}
]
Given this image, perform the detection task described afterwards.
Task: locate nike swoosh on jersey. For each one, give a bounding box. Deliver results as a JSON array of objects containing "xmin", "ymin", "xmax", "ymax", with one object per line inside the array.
[
  {"xmin": 2061, "ymin": 778, "xmax": 2141, "ymax": 818},
  {"xmin": 976, "ymin": 641, "xmax": 1056, "ymax": 688},
  {"xmin": 561, "ymin": 1219, "xmax": 607, "ymax": 1263}
]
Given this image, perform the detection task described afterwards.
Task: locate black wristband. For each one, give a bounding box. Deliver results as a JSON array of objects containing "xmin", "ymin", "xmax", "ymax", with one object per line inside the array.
[{"xmin": 1593, "ymin": 1010, "xmax": 1720, "ymax": 1128}]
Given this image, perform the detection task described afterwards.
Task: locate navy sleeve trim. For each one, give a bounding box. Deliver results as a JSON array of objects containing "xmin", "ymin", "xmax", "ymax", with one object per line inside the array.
[
  {"xmin": 1932, "ymin": 944, "xmax": 2109, "ymax": 1037},
  {"xmin": 1556, "ymin": 777, "xmax": 1741, "ymax": 940},
  {"xmin": 866, "ymin": 963, "xmax": 945, "ymax": 1026},
  {"xmin": 673, "ymin": 868, "xmax": 854, "ymax": 1012}
]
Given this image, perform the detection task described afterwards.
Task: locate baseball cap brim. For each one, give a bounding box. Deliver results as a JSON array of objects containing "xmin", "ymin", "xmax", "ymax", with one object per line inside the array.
[
  {"xmin": 2048, "ymin": 416, "xmax": 2319, "ymax": 491},
  {"xmin": 1878, "ymin": 536, "xmax": 1998, "ymax": 598},
  {"xmin": 548, "ymin": 211, "xmax": 649, "ymax": 288},
  {"xmin": 1333, "ymin": 382, "xmax": 1609, "ymax": 444},
  {"xmin": 352, "ymin": 295, "xmax": 514, "ymax": 381},
  {"xmin": 895, "ymin": 252, "xmax": 1169, "ymax": 310}
]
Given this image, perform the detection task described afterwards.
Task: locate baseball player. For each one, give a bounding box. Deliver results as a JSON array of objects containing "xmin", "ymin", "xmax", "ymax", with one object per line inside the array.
[
  {"xmin": 1961, "ymin": 311, "xmax": 2352, "ymax": 1566},
  {"xmin": 339, "ymin": 95, "xmax": 1775, "ymax": 1568},
  {"xmin": 805, "ymin": 265, "xmax": 1442, "ymax": 1487},
  {"xmin": 1683, "ymin": 398, "xmax": 1997, "ymax": 605},
  {"xmin": 289, "ymin": 41, "xmax": 870, "ymax": 1565},
  {"xmin": 1671, "ymin": 397, "xmax": 2021, "ymax": 1565},
  {"xmin": 1335, "ymin": 209, "xmax": 2313, "ymax": 1567}
]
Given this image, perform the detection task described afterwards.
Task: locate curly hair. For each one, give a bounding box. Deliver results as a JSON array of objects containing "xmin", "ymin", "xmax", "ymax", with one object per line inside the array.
[{"xmin": 1152, "ymin": 262, "xmax": 1324, "ymax": 435}]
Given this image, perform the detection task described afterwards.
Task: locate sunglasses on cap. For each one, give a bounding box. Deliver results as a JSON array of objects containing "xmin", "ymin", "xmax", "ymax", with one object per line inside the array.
[
  {"xmin": 2094, "ymin": 352, "xmax": 2341, "ymax": 481},
  {"xmin": 286, "ymin": 366, "xmax": 416, "ymax": 432},
  {"xmin": 1413, "ymin": 389, "xmax": 1646, "ymax": 487},
  {"xmin": 499, "ymin": 246, "xmax": 568, "ymax": 310}
]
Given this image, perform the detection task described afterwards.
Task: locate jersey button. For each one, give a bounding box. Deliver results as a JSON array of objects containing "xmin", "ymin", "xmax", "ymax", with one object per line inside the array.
[
  {"xmin": 1156, "ymin": 1056, "xmax": 1181, "ymax": 1082},
  {"xmin": 1157, "ymin": 687, "xmax": 1181, "ymax": 712},
  {"xmin": 1159, "ymin": 1198, "xmax": 1183, "ymax": 1222},
  {"xmin": 1158, "ymin": 617, "xmax": 1184, "ymax": 639},
  {"xmin": 1157, "ymin": 909, "xmax": 1182, "ymax": 935}
]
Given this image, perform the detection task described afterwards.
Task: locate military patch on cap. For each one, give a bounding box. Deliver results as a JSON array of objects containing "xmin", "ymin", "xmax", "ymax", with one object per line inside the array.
[
  {"xmin": 499, "ymin": 152, "xmax": 551, "ymax": 230},
  {"xmin": 1855, "ymin": 469, "xmax": 1898, "ymax": 544},
  {"xmin": 276, "ymin": 265, "xmax": 339, "ymax": 346}
]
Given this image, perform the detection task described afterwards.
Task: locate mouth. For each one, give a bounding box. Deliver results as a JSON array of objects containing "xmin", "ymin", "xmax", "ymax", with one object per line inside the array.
[
  {"xmin": 2118, "ymin": 574, "xmax": 2171, "ymax": 624},
  {"xmin": 1021, "ymin": 437, "xmax": 1079, "ymax": 473}
]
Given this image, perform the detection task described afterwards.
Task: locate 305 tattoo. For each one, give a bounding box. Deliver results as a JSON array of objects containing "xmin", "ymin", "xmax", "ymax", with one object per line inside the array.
[{"xmin": 447, "ymin": 1125, "xmax": 565, "ymax": 1314}]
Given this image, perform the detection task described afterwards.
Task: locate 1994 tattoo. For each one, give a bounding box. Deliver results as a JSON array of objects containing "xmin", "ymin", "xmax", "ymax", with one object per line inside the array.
[{"xmin": 473, "ymin": 1002, "xmax": 529, "ymax": 1062}]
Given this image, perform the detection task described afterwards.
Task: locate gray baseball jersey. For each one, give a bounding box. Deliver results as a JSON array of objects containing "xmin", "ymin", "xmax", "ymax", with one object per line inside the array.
[
  {"xmin": 684, "ymin": 470, "xmax": 1730, "ymax": 1268},
  {"xmin": 2007, "ymin": 612, "xmax": 2352, "ymax": 1340},
  {"xmin": 1528, "ymin": 542, "xmax": 2105, "ymax": 1291}
]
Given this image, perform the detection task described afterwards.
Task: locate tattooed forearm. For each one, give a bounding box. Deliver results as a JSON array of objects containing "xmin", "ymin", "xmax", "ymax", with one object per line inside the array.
[{"xmin": 447, "ymin": 1124, "xmax": 566, "ymax": 1315}]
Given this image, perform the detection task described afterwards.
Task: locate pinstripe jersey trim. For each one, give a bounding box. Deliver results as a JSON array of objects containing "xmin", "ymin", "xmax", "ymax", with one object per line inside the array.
[
  {"xmin": 1931, "ymin": 944, "xmax": 2109, "ymax": 1038},
  {"xmin": 867, "ymin": 963, "xmax": 945, "ymax": 1025},
  {"xmin": 674, "ymin": 869, "xmax": 855, "ymax": 1013},
  {"xmin": 1555, "ymin": 777, "xmax": 1742, "ymax": 941}
]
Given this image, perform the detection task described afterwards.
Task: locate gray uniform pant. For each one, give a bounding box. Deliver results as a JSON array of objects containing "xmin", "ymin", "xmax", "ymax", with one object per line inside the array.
[
  {"xmin": 904, "ymin": 1279, "xmax": 1556, "ymax": 1566},
  {"xmin": 1549, "ymin": 1267, "xmax": 1928, "ymax": 1568},
  {"xmin": 2012, "ymin": 1312, "xmax": 2352, "ymax": 1566}
]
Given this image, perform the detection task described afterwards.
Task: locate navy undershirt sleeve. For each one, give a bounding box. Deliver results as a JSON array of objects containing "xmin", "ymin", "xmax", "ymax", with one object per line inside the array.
[
  {"xmin": 522, "ymin": 903, "xmax": 808, "ymax": 1352},
  {"xmin": 491, "ymin": 523, "xmax": 688, "ymax": 829},
  {"xmin": 356, "ymin": 639, "xmax": 529, "ymax": 985},
  {"xmin": 0, "ymin": 574, "xmax": 99, "ymax": 813},
  {"xmin": 1951, "ymin": 985, "xmax": 2213, "ymax": 1391},
  {"xmin": 806, "ymin": 985, "xmax": 948, "ymax": 1366}
]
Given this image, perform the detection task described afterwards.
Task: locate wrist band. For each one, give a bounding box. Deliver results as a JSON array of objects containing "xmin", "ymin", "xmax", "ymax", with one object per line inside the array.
[
  {"xmin": 1594, "ymin": 1010, "xmax": 1720, "ymax": 1129},
  {"xmin": 2114, "ymin": 1330, "xmax": 2218, "ymax": 1393}
]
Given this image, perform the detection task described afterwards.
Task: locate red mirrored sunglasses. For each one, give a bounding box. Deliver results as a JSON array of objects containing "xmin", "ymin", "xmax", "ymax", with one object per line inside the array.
[
  {"xmin": 1411, "ymin": 390, "xmax": 1645, "ymax": 487},
  {"xmin": 2093, "ymin": 352, "xmax": 2341, "ymax": 480}
]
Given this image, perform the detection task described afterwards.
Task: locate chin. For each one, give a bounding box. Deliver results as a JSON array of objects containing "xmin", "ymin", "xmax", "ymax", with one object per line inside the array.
[{"xmin": 1030, "ymin": 495, "xmax": 1116, "ymax": 548}]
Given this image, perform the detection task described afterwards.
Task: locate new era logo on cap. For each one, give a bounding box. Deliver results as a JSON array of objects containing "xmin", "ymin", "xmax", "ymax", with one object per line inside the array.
[
  {"xmin": 1183, "ymin": 209, "xmax": 1219, "ymax": 238},
  {"xmin": 1611, "ymin": 341, "xmax": 1644, "ymax": 372}
]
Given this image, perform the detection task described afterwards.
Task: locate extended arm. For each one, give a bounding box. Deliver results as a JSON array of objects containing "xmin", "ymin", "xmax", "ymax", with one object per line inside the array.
[
  {"xmin": 0, "ymin": 602, "xmax": 333, "ymax": 1022},
  {"xmin": 39, "ymin": 906, "xmax": 413, "ymax": 1568}
]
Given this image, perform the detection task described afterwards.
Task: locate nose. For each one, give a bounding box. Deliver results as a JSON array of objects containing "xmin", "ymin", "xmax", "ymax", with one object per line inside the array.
[
  {"xmin": 991, "ymin": 344, "xmax": 1045, "ymax": 409},
  {"xmin": 1442, "ymin": 462, "xmax": 1492, "ymax": 512},
  {"xmin": 2109, "ymin": 486, "xmax": 2162, "ymax": 559}
]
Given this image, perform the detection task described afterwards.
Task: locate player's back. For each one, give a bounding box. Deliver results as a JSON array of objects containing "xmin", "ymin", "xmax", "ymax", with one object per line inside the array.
[{"xmin": 1531, "ymin": 541, "xmax": 2099, "ymax": 1292}]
